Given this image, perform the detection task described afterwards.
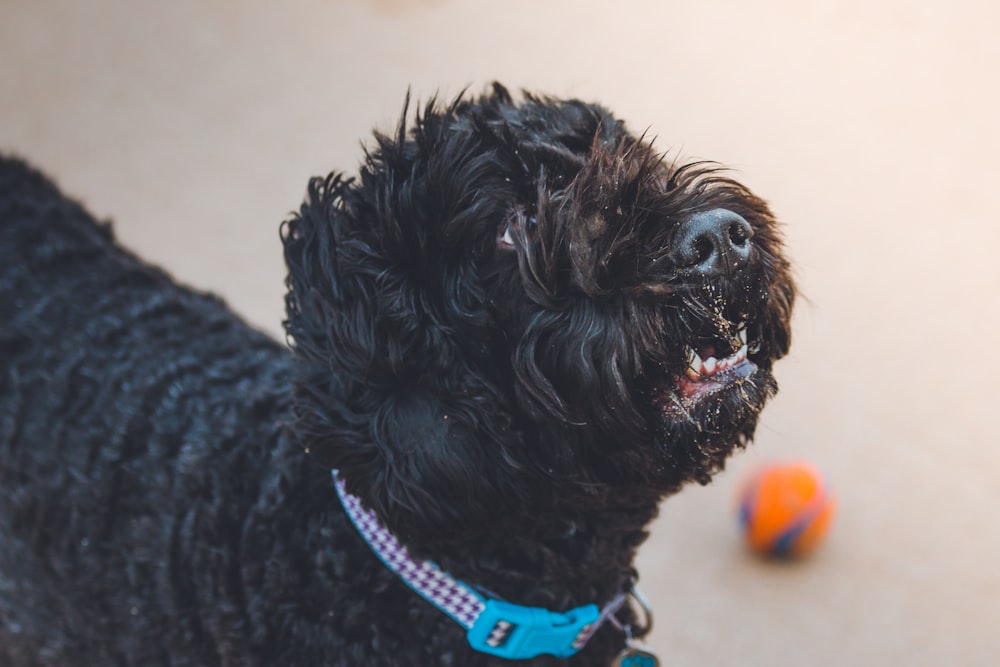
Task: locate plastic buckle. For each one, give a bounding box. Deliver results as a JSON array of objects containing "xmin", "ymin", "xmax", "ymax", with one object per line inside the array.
[{"xmin": 466, "ymin": 598, "xmax": 601, "ymax": 659}]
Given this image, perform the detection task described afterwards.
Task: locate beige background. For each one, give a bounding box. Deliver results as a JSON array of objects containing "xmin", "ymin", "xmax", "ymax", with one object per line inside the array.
[{"xmin": 3, "ymin": 1, "xmax": 999, "ymax": 664}]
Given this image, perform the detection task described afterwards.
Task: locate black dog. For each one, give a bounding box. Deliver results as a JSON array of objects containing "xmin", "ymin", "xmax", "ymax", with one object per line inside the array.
[{"xmin": 0, "ymin": 85, "xmax": 794, "ymax": 666}]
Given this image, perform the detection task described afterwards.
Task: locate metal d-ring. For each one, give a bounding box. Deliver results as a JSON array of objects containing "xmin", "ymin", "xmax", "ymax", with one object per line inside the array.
[
  {"xmin": 608, "ymin": 585, "xmax": 654, "ymax": 640},
  {"xmin": 608, "ymin": 586, "xmax": 660, "ymax": 667},
  {"xmin": 626, "ymin": 585, "xmax": 654, "ymax": 639}
]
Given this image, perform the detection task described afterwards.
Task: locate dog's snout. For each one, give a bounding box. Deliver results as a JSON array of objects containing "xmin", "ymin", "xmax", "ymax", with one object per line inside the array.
[{"xmin": 669, "ymin": 209, "xmax": 753, "ymax": 277}]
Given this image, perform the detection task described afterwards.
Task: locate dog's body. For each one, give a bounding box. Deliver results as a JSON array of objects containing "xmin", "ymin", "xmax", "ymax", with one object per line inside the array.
[{"xmin": 0, "ymin": 86, "xmax": 794, "ymax": 666}]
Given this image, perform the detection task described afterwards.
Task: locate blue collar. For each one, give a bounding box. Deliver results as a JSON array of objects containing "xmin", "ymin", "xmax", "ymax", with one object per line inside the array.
[{"xmin": 332, "ymin": 470, "xmax": 649, "ymax": 660}]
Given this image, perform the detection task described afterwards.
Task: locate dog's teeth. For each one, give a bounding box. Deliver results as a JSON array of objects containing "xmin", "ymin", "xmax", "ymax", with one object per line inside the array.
[
  {"xmin": 684, "ymin": 341, "xmax": 751, "ymax": 380},
  {"xmin": 685, "ymin": 346, "xmax": 703, "ymax": 378},
  {"xmin": 719, "ymin": 355, "xmax": 732, "ymax": 372},
  {"xmin": 702, "ymin": 357, "xmax": 718, "ymax": 374}
]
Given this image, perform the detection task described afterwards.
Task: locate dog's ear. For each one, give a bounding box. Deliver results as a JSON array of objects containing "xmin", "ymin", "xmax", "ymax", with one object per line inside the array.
[{"xmin": 282, "ymin": 165, "xmax": 528, "ymax": 544}]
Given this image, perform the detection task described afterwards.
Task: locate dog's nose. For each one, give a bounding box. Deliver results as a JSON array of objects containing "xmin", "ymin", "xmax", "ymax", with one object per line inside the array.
[{"xmin": 669, "ymin": 208, "xmax": 754, "ymax": 277}]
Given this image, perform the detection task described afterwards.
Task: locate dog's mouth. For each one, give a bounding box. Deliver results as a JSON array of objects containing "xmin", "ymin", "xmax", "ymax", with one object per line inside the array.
[
  {"xmin": 676, "ymin": 322, "xmax": 753, "ymax": 402},
  {"xmin": 649, "ymin": 318, "xmax": 771, "ymax": 422},
  {"xmin": 639, "ymin": 314, "xmax": 778, "ymax": 484}
]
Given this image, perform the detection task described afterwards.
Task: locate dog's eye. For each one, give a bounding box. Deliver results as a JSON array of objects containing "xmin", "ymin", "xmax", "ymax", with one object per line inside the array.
[
  {"xmin": 498, "ymin": 216, "xmax": 537, "ymax": 249},
  {"xmin": 499, "ymin": 223, "xmax": 516, "ymax": 248}
]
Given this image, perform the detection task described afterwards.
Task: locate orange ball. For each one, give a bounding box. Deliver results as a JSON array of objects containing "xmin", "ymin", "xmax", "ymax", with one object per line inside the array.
[{"xmin": 737, "ymin": 461, "xmax": 836, "ymax": 558}]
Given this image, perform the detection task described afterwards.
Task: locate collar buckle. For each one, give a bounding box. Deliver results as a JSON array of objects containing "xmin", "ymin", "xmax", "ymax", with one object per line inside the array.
[{"xmin": 467, "ymin": 598, "xmax": 601, "ymax": 660}]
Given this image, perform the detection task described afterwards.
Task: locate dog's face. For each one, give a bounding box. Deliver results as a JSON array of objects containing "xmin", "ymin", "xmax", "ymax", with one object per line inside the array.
[{"xmin": 283, "ymin": 85, "xmax": 794, "ymax": 543}]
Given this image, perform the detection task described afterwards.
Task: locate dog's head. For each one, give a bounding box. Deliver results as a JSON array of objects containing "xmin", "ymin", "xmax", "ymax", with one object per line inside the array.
[{"xmin": 283, "ymin": 84, "xmax": 794, "ymax": 543}]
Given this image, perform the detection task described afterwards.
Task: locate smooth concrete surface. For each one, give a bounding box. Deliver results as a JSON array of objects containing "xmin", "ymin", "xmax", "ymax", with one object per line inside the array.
[{"xmin": 3, "ymin": 1, "xmax": 998, "ymax": 664}]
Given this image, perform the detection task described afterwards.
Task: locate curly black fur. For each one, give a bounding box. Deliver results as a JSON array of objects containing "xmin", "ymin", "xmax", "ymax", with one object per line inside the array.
[{"xmin": 0, "ymin": 84, "xmax": 794, "ymax": 666}]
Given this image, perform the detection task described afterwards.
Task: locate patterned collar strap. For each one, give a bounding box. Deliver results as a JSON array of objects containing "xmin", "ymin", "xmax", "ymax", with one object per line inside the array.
[{"xmin": 332, "ymin": 471, "xmax": 629, "ymax": 660}]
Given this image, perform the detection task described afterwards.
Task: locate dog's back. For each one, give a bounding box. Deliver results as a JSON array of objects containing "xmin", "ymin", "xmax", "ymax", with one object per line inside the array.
[{"xmin": 0, "ymin": 157, "xmax": 295, "ymax": 664}]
